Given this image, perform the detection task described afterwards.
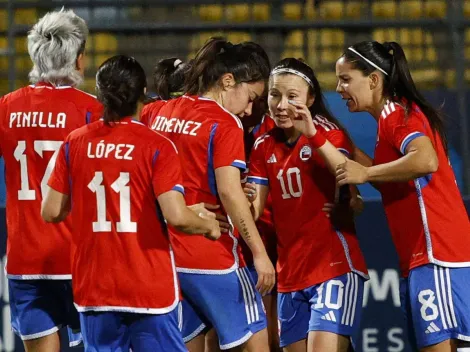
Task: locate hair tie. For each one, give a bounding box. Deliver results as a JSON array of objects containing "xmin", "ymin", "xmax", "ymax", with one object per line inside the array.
[
  {"xmin": 270, "ymin": 67, "xmax": 314, "ymax": 88},
  {"xmin": 173, "ymin": 59, "xmax": 183, "ymax": 68}
]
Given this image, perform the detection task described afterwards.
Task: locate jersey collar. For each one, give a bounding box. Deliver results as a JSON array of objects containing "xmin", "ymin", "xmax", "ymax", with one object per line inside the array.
[{"xmin": 33, "ymin": 81, "xmax": 72, "ymax": 89}]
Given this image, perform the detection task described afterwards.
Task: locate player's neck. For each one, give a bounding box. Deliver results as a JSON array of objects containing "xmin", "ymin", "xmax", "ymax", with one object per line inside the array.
[
  {"xmin": 368, "ymin": 96, "xmax": 389, "ymax": 121},
  {"xmin": 284, "ymin": 127, "xmax": 301, "ymax": 144}
]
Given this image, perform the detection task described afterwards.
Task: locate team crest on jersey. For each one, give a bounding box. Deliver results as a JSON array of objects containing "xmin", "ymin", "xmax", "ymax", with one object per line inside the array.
[{"xmin": 300, "ymin": 145, "xmax": 312, "ymax": 161}]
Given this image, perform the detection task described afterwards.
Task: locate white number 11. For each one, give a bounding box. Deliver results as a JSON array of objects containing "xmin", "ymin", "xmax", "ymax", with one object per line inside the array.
[{"xmin": 88, "ymin": 172, "xmax": 137, "ymax": 233}]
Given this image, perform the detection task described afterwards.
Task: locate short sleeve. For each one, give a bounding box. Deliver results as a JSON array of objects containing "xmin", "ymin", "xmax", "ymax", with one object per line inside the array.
[
  {"xmin": 152, "ymin": 138, "xmax": 184, "ymax": 198},
  {"xmin": 48, "ymin": 141, "xmax": 70, "ymax": 195},
  {"xmin": 247, "ymin": 135, "xmax": 269, "ymax": 186},
  {"xmin": 86, "ymin": 100, "xmax": 104, "ymax": 124},
  {"xmin": 382, "ymin": 105, "xmax": 428, "ymax": 155},
  {"xmin": 212, "ymin": 123, "xmax": 246, "ymax": 171},
  {"xmin": 324, "ymin": 129, "xmax": 353, "ymax": 157}
]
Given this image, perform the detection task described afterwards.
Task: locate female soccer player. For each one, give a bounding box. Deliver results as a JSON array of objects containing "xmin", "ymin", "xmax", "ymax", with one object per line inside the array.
[
  {"xmin": 145, "ymin": 38, "xmax": 275, "ymax": 351},
  {"xmin": 333, "ymin": 41, "xmax": 470, "ymax": 352},
  {"xmin": 42, "ymin": 55, "xmax": 221, "ymax": 351},
  {"xmin": 0, "ymin": 9, "xmax": 102, "ymax": 351},
  {"xmin": 247, "ymin": 58, "xmax": 368, "ymax": 352}
]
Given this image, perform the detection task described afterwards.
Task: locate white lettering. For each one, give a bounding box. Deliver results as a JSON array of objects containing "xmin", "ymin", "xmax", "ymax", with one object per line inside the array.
[
  {"xmin": 363, "ymin": 269, "xmax": 400, "ymax": 307},
  {"xmin": 363, "ymin": 328, "xmax": 379, "ymax": 352},
  {"xmin": 387, "ymin": 328, "xmax": 404, "ymax": 352},
  {"xmin": 8, "ymin": 111, "xmax": 67, "ymax": 129},
  {"xmin": 8, "ymin": 113, "xmax": 16, "ymax": 129},
  {"xmin": 151, "ymin": 116, "xmax": 201, "ymax": 136},
  {"xmin": 88, "ymin": 142, "xmax": 135, "ymax": 160}
]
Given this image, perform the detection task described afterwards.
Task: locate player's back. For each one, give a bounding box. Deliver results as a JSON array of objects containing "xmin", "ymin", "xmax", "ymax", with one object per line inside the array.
[
  {"xmin": 148, "ymin": 95, "xmax": 247, "ymax": 272},
  {"xmin": 0, "ymin": 82, "xmax": 102, "ymax": 278},
  {"xmin": 62, "ymin": 118, "xmax": 180, "ymax": 311}
]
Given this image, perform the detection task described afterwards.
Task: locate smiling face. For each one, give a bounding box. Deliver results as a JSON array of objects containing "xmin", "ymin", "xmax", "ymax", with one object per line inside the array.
[
  {"xmin": 335, "ymin": 56, "xmax": 376, "ymax": 113},
  {"xmin": 268, "ymin": 74, "xmax": 313, "ymax": 129}
]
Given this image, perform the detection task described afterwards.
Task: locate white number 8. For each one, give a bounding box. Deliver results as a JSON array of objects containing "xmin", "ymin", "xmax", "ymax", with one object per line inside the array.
[{"xmin": 418, "ymin": 289, "xmax": 439, "ymax": 321}]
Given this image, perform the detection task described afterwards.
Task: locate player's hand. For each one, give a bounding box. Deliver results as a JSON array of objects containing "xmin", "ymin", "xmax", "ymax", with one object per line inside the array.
[
  {"xmin": 287, "ymin": 100, "xmax": 317, "ymax": 138},
  {"xmin": 200, "ymin": 214, "xmax": 222, "ymax": 241},
  {"xmin": 243, "ymin": 182, "xmax": 257, "ymax": 203},
  {"xmin": 253, "ymin": 252, "xmax": 275, "ymax": 296},
  {"xmin": 188, "ymin": 203, "xmax": 231, "ymax": 233},
  {"xmin": 336, "ymin": 159, "xmax": 369, "ymax": 186}
]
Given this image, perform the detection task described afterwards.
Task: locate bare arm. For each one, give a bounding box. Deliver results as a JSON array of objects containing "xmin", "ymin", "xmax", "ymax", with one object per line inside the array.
[
  {"xmin": 353, "ymin": 146, "xmax": 373, "ymax": 167},
  {"xmin": 244, "ymin": 182, "xmax": 269, "ymax": 221},
  {"xmin": 337, "ymin": 136, "xmax": 438, "ymax": 185},
  {"xmin": 215, "ymin": 166, "xmax": 275, "ymax": 294},
  {"xmin": 41, "ymin": 187, "xmax": 70, "ymax": 223},
  {"xmin": 158, "ymin": 190, "xmax": 220, "ymax": 240}
]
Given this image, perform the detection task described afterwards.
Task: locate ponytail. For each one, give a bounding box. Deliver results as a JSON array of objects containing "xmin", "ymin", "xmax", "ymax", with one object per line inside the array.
[
  {"xmin": 153, "ymin": 57, "xmax": 187, "ymax": 100},
  {"xmin": 384, "ymin": 42, "xmax": 448, "ymax": 154}
]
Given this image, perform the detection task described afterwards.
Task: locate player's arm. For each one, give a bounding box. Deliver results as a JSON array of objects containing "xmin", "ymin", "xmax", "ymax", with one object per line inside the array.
[
  {"xmin": 215, "ymin": 166, "xmax": 274, "ymax": 295},
  {"xmin": 41, "ymin": 188, "xmax": 70, "ymax": 223},
  {"xmin": 158, "ymin": 191, "xmax": 220, "ymax": 240},
  {"xmin": 42, "ymin": 141, "xmax": 71, "ymax": 223},
  {"xmin": 353, "ymin": 146, "xmax": 373, "ymax": 167},
  {"xmin": 337, "ymin": 111, "xmax": 438, "ymax": 185},
  {"xmin": 243, "ymin": 182, "xmax": 268, "ymax": 221}
]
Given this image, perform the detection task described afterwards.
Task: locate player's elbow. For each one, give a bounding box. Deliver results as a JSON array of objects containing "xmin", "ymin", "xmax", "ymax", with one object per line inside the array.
[
  {"xmin": 165, "ymin": 207, "xmax": 189, "ymax": 230},
  {"xmin": 41, "ymin": 203, "xmax": 62, "ymax": 223},
  {"xmin": 417, "ymin": 152, "xmax": 439, "ymax": 174}
]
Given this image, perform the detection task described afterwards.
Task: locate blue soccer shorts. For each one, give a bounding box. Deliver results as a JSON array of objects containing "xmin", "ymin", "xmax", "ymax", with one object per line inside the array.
[
  {"xmin": 8, "ymin": 279, "xmax": 82, "ymax": 347},
  {"xmin": 179, "ymin": 267, "xmax": 267, "ymax": 350},
  {"xmin": 278, "ymin": 272, "xmax": 365, "ymax": 348},
  {"xmin": 79, "ymin": 309, "xmax": 186, "ymax": 352},
  {"xmin": 400, "ymin": 264, "xmax": 470, "ymax": 349}
]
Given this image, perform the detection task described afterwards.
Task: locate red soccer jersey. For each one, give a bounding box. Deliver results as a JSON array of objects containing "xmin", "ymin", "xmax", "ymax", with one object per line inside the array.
[
  {"xmin": 248, "ymin": 115, "xmax": 368, "ymax": 292},
  {"xmin": 141, "ymin": 99, "xmax": 167, "ymax": 126},
  {"xmin": 48, "ymin": 118, "xmax": 183, "ymax": 312},
  {"xmin": 146, "ymin": 95, "xmax": 247, "ymax": 273},
  {"xmin": 374, "ymin": 100, "xmax": 470, "ymax": 277},
  {"xmin": 0, "ymin": 82, "xmax": 103, "ymax": 279},
  {"xmin": 243, "ymin": 115, "xmax": 277, "ymax": 265}
]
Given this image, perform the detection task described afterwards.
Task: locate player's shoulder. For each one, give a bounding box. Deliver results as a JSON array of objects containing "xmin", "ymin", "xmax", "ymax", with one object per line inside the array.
[
  {"xmin": 196, "ymin": 97, "xmax": 244, "ymax": 130},
  {"xmin": 0, "ymin": 85, "xmax": 31, "ymax": 105},
  {"xmin": 253, "ymin": 127, "xmax": 282, "ymax": 150},
  {"xmin": 142, "ymin": 99, "xmax": 167, "ymax": 116},
  {"xmin": 380, "ymin": 100, "xmax": 407, "ymax": 122},
  {"xmin": 67, "ymin": 119, "xmax": 103, "ymax": 141},
  {"xmin": 66, "ymin": 87, "xmax": 101, "ymax": 107}
]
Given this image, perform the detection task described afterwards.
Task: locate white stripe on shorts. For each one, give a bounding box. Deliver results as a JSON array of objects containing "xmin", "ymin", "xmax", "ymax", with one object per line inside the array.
[
  {"xmin": 349, "ymin": 274, "xmax": 359, "ymax": 327},
  {"xmin": 240, "ymin": 268, "xmax": 260, "ymax": 322},
  {"xmin": 236, "ymin": 269, "xmax": 253, "ymax": 324},
  {"xmin": 341, "ymin": 273, "xmax": 352, "ymax": 325},
  {"xmin": 433, "ymin": 266, "xmax": 458, "ymax": 329}
]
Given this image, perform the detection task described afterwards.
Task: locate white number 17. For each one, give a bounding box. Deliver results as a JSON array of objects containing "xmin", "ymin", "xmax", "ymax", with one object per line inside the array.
[{"xmin": 14, "ymin": 140, "xmax": 63, "ymax": 200}]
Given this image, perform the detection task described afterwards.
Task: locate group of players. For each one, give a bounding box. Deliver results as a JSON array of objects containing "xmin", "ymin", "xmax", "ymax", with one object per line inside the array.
[{"xmin": 1, "ymin": 8, "xmax": 470, "ymax": 352}]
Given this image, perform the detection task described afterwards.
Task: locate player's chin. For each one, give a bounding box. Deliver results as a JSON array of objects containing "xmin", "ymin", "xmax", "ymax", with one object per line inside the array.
[{"xmin": 276, "ymin": 119, "xmax": 293, "ymax": 129}]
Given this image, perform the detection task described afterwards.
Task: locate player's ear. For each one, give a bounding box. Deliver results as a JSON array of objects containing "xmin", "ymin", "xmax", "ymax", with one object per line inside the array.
[
  {"xmin": 307, "ymin": 94, "xmax": 315, "ymax": 108},
  {"xmin": 369, "ymin": 72, "xmax": 380, "ymax": 90},
  {"xmin": 220, "ymin": 73, "xmax": 236, "ymax": 91},
  {"xmin": 76, "ymin": 53, "xmax": 85, "ymax": 75}
]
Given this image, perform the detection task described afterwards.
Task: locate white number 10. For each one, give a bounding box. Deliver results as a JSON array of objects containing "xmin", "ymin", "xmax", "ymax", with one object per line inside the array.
[
  {"xmin": 88, "ymin": 172, "xmax": 137, "ymax": 233},
  {"xmin": 277, "ymin": 167, "xmax": 302, "ymax": 199}
]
